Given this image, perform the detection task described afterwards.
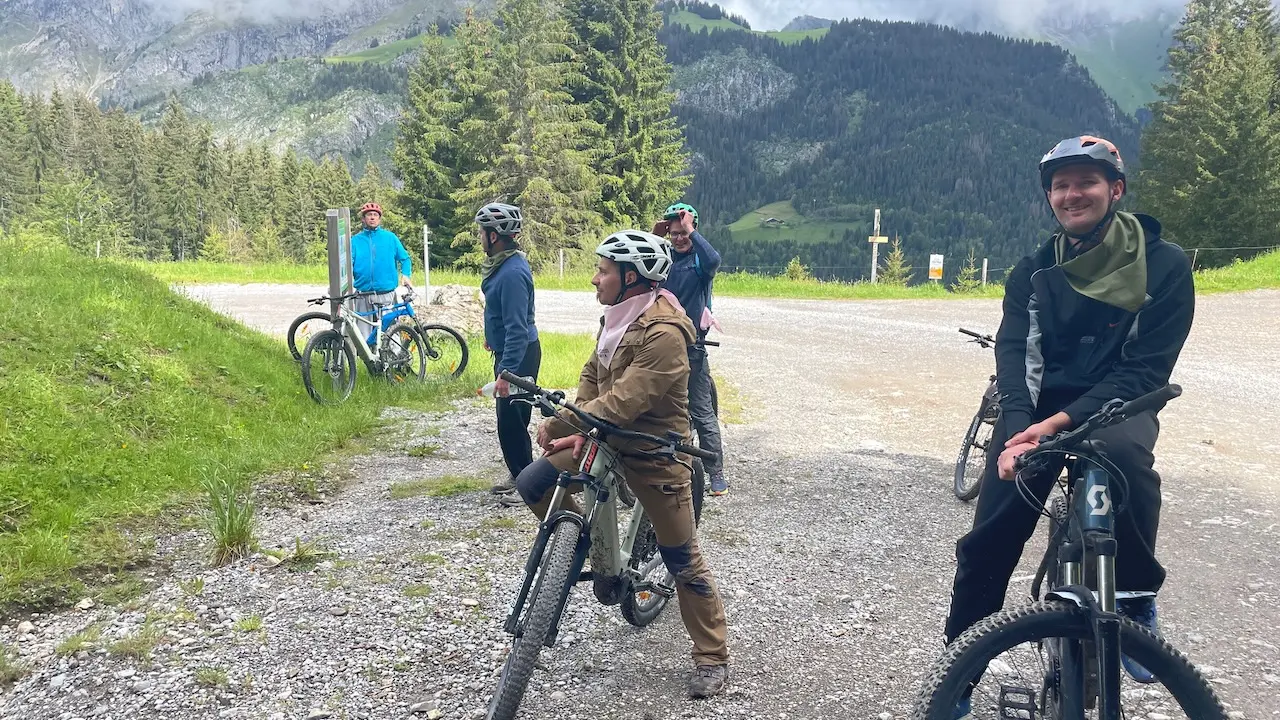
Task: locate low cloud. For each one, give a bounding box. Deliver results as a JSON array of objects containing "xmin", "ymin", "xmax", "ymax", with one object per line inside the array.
[{"xmin": 718, "ymin": 0, "xmax": 1192, "ymax": 32}]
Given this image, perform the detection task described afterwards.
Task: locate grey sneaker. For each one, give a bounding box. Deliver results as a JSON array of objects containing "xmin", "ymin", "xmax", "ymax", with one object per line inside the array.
[
  {"xmin": 491, "ymin": 474, "xmax": 516, "ymax": 494},
  {"xmin": 689, "ymin": 664, "xmax": 728, "ymax": 698},
  {"xmin": 494, "ymin": 489, "xmax": 523, "ymax": 508}
]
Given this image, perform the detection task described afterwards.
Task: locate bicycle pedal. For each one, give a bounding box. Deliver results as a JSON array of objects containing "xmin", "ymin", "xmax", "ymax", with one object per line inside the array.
[{"xmin": 997, "ymin": 685, "xmax": 1037, "ymax": 719}]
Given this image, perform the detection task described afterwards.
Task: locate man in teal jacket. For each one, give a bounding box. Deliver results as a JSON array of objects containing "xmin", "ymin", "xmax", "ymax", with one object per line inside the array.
[{"xmin": 351, "ymin": 202, "xmax": 412, "ymax": 345}]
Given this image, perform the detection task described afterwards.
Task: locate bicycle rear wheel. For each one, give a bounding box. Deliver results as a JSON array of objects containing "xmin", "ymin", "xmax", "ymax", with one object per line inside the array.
[
  {"xmin": 487, "ymin": 519, "xmax": 579, "ymax": 720},
  {"xmin": 913, "ymin": 601, "xmax": 1226, "ymax": 720},
  {"xmin": 380, "ymin": 322, "xmax": 427, "ymax": 384},
  {"xmin": 287, "ymin": 311, "xmax": 331, "ymax": 362},
  {"xmin": 417, "ymin": 323, "xmax": 469, "ymax": 382},
  {"xmin": 953, "ymin": 394, "xmax": 996, "ymax": 502},
  {"xmin": 621, "ymin": 512, "xmax": 671, "ymax": 628}
]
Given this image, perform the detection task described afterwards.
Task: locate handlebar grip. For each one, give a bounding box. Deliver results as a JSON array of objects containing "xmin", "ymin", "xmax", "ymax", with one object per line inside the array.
[
  {"xmin": 498, "ymin": 370, "xmax": 540, "ymax": 394},
  {"xmin": 679, "ymin": 444, "xmax": 718, "ymax": 462},
  {"xmin": 1118, "ymin": 384, "xmax": 1182, "ymax": 417},
  {"xmin": 958, "ymin": 327, "xmax": 983, "ymax": 338}
]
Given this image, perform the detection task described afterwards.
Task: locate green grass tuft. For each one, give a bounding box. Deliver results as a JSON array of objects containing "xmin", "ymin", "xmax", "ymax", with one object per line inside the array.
[{"xmin": 389, "ymin": 475, "xmax": 490, "ymax": 499}]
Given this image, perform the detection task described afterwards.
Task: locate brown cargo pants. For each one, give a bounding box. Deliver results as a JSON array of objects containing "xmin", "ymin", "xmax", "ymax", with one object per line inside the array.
[{"xmin": 514, "ymin": 446, "xmax": 730, "ymax": 667}]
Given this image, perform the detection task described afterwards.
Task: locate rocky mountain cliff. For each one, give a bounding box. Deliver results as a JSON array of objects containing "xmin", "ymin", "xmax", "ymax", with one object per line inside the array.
[{"xmin": 0, "ymin": 0, "xmax": 472, "ymax": 103}]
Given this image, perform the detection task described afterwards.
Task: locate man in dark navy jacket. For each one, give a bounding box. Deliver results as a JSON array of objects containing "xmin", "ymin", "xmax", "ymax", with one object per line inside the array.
[
  {"xmin": 475, "ymin": 202, "xmax": 540, "ymax": 498},
  {"xmin": 655, "ymin": 203, "xmax": 728, "ymax": 495},
  {"xmin": 943, "ymin": 136, "xmax": 1195, "ymax": 716}
]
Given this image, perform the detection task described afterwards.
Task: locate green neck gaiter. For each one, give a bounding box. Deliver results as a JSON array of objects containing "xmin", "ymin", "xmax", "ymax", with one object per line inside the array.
[{"xmin": 1054, "ymin": 211, "xmax": 1148, "ymax": 313}]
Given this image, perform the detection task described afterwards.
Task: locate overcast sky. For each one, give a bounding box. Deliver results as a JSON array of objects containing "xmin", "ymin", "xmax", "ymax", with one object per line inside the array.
[{"xmin": 717, "ymin": 0, "xmax": 1193, "ymax": 31}]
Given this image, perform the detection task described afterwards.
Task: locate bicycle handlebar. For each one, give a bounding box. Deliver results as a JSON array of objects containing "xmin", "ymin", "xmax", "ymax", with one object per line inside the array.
[
  {"xmin": 959, "ymin": 327, "xmax": 995, "ymax": 346},
  {"xmin": 306, "ymin": 290, "xmax": 377, "ymax": 306},
  {"xmin": 1015, "ymin": 384, "xmax": 1182, "ymax": 470},
  {"xmin": 499, "ymin": 371, "xmax": 718, "ymax": 463}
]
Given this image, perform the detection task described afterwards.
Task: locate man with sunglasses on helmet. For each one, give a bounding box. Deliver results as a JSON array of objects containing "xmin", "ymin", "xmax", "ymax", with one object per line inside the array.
[
  {"xmin": 514, "ymin": 229, "xmax": 731, "ymax": 698},
  {"xmin": 654, "ymin": 203, "xmax": 728, "ymax": 497},
  {"xmin": 475, "ymin": 202, "xmax": 542, "ymax": 500},
  {"xmin": 351, "ymin": 202, "xmax": 412, "ymax": 346},
  {"xmin": 941, "ymin": 136, "xmax": 1195, "ymax": 718}
]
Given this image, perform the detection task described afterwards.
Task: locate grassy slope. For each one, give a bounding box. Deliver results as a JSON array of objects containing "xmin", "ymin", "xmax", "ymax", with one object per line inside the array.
[
  {"xmin": 727, "ymin": 200, "xmax": 860, "ymax": 245},
  {"xmin": 327, "ymin": 34, "xmax": 450, "ymax": 64},
  {"xmin": 1, "ymin": 237, "xmax": 592, "ymax": 617},
  {"xmin": 668, "ymin": 10, "xmax": 828, "ymax": 45}
]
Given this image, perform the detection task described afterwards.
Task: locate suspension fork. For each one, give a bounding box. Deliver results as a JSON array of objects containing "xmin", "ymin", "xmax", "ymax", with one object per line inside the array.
[{"xmin": 1074, "ymin": 458, "xmax": 1120, "ymax": 720}]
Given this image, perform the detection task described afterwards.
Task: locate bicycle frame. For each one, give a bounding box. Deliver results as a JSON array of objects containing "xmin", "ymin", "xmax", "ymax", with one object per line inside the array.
[
  {"xmin": 501, "ymin": 430, "xmax": 666, "ymax": 646},
  {"xmin": 1040, "ymin": 448, "xmax": 1147, "ymax": 720},
  {"xmin": 330, "ymin": 301, "xmax": 386, "ymax": 364}
]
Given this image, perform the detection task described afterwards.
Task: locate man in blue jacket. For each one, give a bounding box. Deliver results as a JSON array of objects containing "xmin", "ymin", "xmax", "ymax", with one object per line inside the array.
[
  {"xmin": 476, "ymin": 202, "xmax": 541, "ymax": 497},
  {"xmin": 942, "ymin": 136, "xmax": 1195, "ymax": 719},
  {"xmin": 350, "ymin": 202, "xmax": 412, "ymax": 346},
  {"xmin": 655, "ymin": 203, "xmax": 727, "ymax": 496}
]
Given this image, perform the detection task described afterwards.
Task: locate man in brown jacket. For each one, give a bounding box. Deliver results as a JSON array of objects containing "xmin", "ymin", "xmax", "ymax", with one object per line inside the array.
[{"xmin": 513, "ymin": 229, "xmax": 730, "ymax": 698}]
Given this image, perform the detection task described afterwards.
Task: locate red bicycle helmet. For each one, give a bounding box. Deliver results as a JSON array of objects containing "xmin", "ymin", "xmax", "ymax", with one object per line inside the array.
[{"xmin": 359, "ymin": 202, "xmax": 382, "ymax": 217}]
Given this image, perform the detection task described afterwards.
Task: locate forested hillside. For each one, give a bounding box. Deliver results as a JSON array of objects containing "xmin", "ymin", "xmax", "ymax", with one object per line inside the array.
[{"xmin": 660, "ymin": 13, "xmax": 1140, "ymax": 280}]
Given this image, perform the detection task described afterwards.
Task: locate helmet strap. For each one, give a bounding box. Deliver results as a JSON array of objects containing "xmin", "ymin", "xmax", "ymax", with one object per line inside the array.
[{"xmin": 613, "ymin": 263, "xmax": 653, "ymax": 304}]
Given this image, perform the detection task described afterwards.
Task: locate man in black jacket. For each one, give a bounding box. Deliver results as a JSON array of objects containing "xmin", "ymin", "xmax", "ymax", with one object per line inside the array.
[{"xmin": 943, "ymin": 136, "xmax": 1195, "ymax": 714}]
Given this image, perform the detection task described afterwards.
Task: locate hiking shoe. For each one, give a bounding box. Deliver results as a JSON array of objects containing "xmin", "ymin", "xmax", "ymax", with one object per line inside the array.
[
  {"xmin": 689, "ymin": 664, "xmax": 728, "ymax": 698},
  {"xmin": 1117, "ymin": 596, "xmax": 1159, "ymax": 683},
  {"xmin": 491, "ymin": 474, "xmax": 516, "ymax": 494},
  {"xmin": 493, "ymin": 489, "xmax": 524, "ymax": 508},
  {"xmin": 953, "ymin": 694, "xmax": 972, "ymax": 720},
  {"xmin": 708, "ymin": 469, "xmax": 728, "ymax": 496}
]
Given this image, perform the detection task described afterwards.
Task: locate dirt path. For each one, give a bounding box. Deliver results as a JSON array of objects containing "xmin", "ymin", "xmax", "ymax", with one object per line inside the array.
[{"xmin": 3, "ymin": 286, "xmax": 1276, "ymax": 719}]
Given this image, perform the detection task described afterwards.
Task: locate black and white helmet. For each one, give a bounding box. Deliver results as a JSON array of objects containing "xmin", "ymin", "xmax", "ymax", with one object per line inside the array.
[
  {"xmin": 474, "ymin": 202, "xmax": 522, "ymax": 236},
  {"xmin": 595, "ymin": 230, "xmax": 673, "ymax": 282}
]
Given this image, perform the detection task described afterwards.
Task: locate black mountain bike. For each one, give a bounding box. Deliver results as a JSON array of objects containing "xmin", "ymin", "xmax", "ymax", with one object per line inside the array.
[
  {"xmin": 954, "ymin": 328, "xmax": 999, "ymax": 502},
  {"xmin": 915, "ymin": 383, "xmax": 1227, "ymax": 720},
  {"xmin": 486, "ymin": 371, "xmax": 718, "ymax": 720}
]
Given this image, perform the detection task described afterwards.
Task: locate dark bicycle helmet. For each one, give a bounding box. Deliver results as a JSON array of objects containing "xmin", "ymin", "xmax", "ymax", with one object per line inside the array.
[
  {"xmin": 1038, "ymin": 135, "xmax": 1127, "ymax": 243},
  {"xmin": 1038, "ymin": 135, "xmax": 1126, "ymax": 191}
]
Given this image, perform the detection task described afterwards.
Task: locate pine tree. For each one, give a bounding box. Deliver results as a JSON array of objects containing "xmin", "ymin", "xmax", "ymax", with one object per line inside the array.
[
  {"xmin": 274, "ymin": 148, "xmax": 313, "ymax": 261},
  {"xmin": 394, "ymin": 27, "xmax": 482, "ymax": 266},
  {"xmin": 950, "ymin": 248, "xmax": 982, "ymax": 293},
  {"xmin": 565, "ymin": 0, "xmax": 691, "ymax": 226},
  {"xmin": 878, "ymin": 237, "xmax": 912, "ymax": 285},
  {"xmin": 0, "ymin": 81, "xmax": 36, "ymax": 228},
  {"xmin": 155, "ymin": 97, "xmax": 200, "ymax": 260},
  {"xmin": 1139, "ymin": 0, "xmax": 1280, "ymax": 265},
  {"xmin": 451, "ymin": 0, "xmax": 606, "ymax": 267},
  {"xmin": 24, "ymin": 94, "xmax": 59, "ymax": 191}
]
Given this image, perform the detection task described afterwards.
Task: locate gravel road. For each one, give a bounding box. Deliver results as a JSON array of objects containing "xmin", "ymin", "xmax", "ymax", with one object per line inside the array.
[{"xmin": 2, "ymin": 284, "xmax": 1276, "ymax": 720}]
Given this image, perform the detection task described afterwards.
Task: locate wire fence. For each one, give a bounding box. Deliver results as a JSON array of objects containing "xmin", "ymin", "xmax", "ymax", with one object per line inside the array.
[{"xmin": 719, "ymin": 244, "xmax": 1280, "ymax": 280}]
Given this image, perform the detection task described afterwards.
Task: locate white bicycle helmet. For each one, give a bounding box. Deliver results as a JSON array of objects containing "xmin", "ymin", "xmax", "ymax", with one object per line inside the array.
[
  {"xmin": 474, "ymin": 202, "xmax": 522, "ymax": 236},
  {"xmin": 595, "ymin": 230, "xmax": 673, "ymax": 282}
]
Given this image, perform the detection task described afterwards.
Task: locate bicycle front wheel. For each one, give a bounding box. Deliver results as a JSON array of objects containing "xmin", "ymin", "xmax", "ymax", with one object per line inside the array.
[
  {"xmin": 287, "ymin": 311, "xmax": 331, "ymax": 362},
  {"xmin": 418, "ymin": 323, "xmax": 469, "ymax": 382},
  {"xmin": 913, "ymin": 601, "xmax": 1226, "ymax": 720},
  {"xmin": 953, "ymin": 397, "xmax": 996, "ymax": 502},
  {"xmin": 300, "ymin": 330, "xmax": 356, "ymax": 405},
  {"xmin": 380, "ymin": 322, "xmax": 427, "ymax": 384},
  {"xmin": 487, "ymin": 519, "xmax": 579, "ymax": 720}
]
